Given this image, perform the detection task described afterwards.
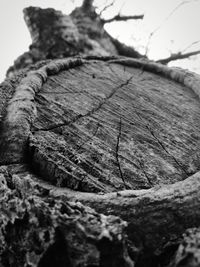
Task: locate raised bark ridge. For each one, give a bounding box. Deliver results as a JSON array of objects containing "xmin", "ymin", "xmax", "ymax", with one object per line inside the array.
[{"xmin": 1, "ymin": 56, "xmax": 200, "ymax": 266}]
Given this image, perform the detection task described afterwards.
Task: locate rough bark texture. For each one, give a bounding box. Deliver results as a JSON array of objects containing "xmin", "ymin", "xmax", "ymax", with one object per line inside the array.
[
  {"xmin": 2, "ymin": 2, "xmax": 200, "ymax": 266},
  {"xmin": 7, "ymin": 5, "xmax": 144, "ymax": 77},
  {"xmin": 1, "ymin": 55, "xmax": 200, "ymax": 266},
  {"xmin": 0, "ymin": 165, "xmax": 133, "ymax": 267},
  {"xmin": 167, "ymin": 228, "xmax": 200, "ymax": 267}
]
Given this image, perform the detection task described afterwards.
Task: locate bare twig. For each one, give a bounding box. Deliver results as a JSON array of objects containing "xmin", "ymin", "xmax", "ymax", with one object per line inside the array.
[
  {"xmin": 102, "ymin": 14, "xmax": 144, "ymax": 24},
  {"xmin": 182, "ymin": 40, "xmax": 200, "ymax": 53},
  {"xmin": 99, "ymin": 0, "xmax": 115, "ymax": 16},
  {"xmin": 119, "ymin": 1, "xmax": 126, "ymax": 13},
  {"xmin": 157, "ymin": 49, "xmax": 200, "ymax": 64},
  {"xmin": 145, "ymin": 0, "xmax": 199, "ymax": 56}
]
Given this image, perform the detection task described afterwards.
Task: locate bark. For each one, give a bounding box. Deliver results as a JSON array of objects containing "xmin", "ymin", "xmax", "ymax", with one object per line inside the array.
[
  {"xmin": 53, "ymin": 170, "xmax": 200, "ymax": 252},
  {"xmin": 167, "ymin": 228, "xmax": 200, "ymax": 267},
  {"xmin": 7, "ymin": 5, "xmax": 144, "ymax": 76},
  {"xmin": 1, "ymin": 56, "xmax": 200, "ymax": 266},
  {"xmin": 2, "ymin": 2, "xmax": 200, "ymax": 266},
  {"xmin": 0, "ymin": 165, "xmax": 133, "ymax": 267},
  {"xmin": 13, "ymin": 166, "xmax": 200, "ymax": 265},
  {"xmin": 157, "ymin": 50, "xmax": 200, "ymax": 65}
]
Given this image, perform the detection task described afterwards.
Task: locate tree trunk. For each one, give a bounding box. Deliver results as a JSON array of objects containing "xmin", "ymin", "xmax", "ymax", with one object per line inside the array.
[
  {"xmin": 2, "ymin": 3, "xmax": 200, "ymax": 267},
  {"xmin": 7, "ymin": 5, "xmax": 144, "ymax": 76},
  {"xmin": 1, "ymin": 55, "xmax": 200, "ymax": 266}
]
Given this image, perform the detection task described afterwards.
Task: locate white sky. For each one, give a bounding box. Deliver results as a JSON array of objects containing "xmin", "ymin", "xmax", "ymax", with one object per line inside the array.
[{"xmin": 0, "ymin": 0, "xmax": 200, "ymax": 82}]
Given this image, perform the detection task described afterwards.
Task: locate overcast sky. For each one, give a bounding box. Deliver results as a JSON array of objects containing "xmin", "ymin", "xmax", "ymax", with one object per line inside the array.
[{"xmin": 0, "ymin": 0, "xmax": 200, "ymax": 82}]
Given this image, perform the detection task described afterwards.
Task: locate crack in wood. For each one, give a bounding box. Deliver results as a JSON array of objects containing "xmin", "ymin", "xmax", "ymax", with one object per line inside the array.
[
  {"xmin": 32, "ymin": 114, "xmax": 83, "ymax": 132},
  {"xmin": 34, "ymin": 75, "xmax": 134, "ymax": 132},
  {"xmin": 146, "ymin": 124, "xmax": 189, "ymax": 177},
  {"xmin": 132, "ymin": 104, "xmax": 189, "ymax": 178},
  {"xmin": 2, "ymin": 56, "xmax": 200, "ymax": 264},
  {"xmin": 115, "ymin": 117, "xmax": 129, "ymax": 189},
  {"xmin": 41, "ymin": 90, "xmax": 90, "ymax": 95},
  {"xmin": 137, "ymin": 158, "xmax": 153, "ymax": 187},
  {"xmin": 69, "ymin": 123, "xmax": 100, "ymax": 161},
  {"xmin": 128, "ymin": 107, "xmax": 156, "ymax": 186}
]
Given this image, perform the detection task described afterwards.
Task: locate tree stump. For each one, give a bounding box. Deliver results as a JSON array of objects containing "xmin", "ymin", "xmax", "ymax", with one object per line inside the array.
[{"xmin": 1, "ymin": 56, "xmax": 200, "ymax": 266}]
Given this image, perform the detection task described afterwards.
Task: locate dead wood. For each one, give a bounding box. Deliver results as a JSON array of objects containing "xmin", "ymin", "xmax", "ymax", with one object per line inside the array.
[
  {"xmin": 1, "ymin": 57, "xmax": 200, "ymax": 264},
  {"xmin": 1, "ymin": 56, "xmax": 200, "ymax": 266}
]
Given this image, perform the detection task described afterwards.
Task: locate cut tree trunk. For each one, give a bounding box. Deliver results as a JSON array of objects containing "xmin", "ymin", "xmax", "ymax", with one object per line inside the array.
[{"xmin": 1, "ymin": 56, "xmax": 200, "ymax": 266}]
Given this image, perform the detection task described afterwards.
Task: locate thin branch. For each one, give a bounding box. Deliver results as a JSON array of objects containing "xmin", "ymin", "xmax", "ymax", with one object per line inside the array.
[
  {"xmin": 182, "ymin": 40, "xmax": 200, "ymax": 53},
  {"xmin": 157, "ymin": 49, "xmax": 200, "ymax": 64},
  {"xmin": 144, "ymin": 0, "xmax": 199, "ymax": 56},
  {"xmin": 102, "ymin": 13, "xmax": 144, "ymax": 24},
  {"xmin": 99, "ymin": 0, "xmax": 115, "ymax": 16},
  {"xmin": 119, "ymin": 1, "xmax": 126, "ymax": 13}
]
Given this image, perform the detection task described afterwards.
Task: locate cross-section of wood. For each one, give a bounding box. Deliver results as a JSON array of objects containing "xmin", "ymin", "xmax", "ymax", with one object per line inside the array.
[
  {"xmin": 1, "ymin": 57, "xmax": 200, "ymax": 266},
  {"xmin": 27, "ymin": 60, "xmax": 200, "ymax": 192}
]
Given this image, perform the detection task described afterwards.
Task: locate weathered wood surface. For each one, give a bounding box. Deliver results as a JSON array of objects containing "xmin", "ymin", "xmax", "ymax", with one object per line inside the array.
[
  {"xmin": 29, "ymin": 60, "xmax": 200, "ymax": 192},
  {"xmin": 1, "ymin": 57, "xmax": 200, "ymax": 266}
]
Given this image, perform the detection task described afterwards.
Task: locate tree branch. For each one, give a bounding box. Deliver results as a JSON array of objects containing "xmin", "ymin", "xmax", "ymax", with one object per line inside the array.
[
  {"xmin": 144, "ymin": 0, "xmax": 198, "ymax": 56},
  {"xmin": 102, "ymin": 14, "xmax": 144, "ymax": 24},
  {"xmin": 182, "ymin": 40, "xmax": 200, "ymax": 53},
  {"xmin": 99, "ymin": 0, "xmax": 115, "ymax": 16},
  {"xmin": 157, "ymin": 49, "xmax": 200, "ymax": 64}
]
